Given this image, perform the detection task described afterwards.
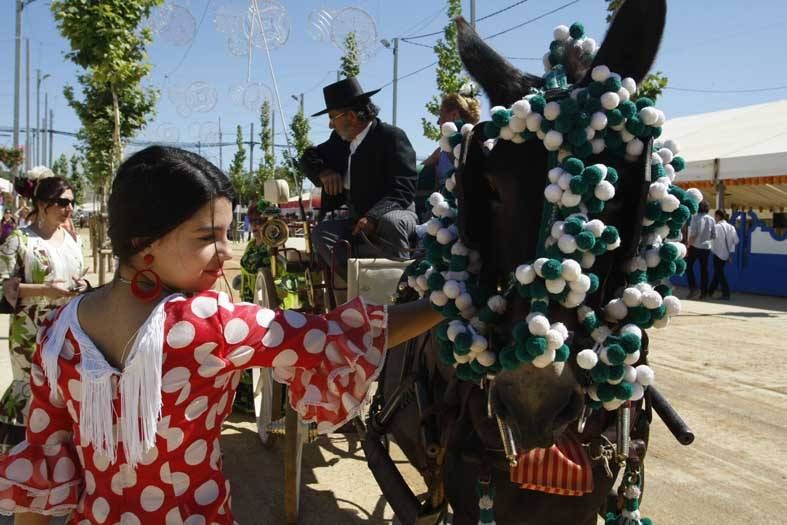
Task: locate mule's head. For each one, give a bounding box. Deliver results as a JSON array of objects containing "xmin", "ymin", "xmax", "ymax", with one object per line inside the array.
[{"xmin": 453, "ymin": 0, "xmax": 666, "ymax": 450}]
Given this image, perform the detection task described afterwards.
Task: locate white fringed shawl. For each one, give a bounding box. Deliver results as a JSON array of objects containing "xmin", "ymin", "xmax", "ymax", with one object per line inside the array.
[{"xmin": 42, "ymin": 295, "xmax": 177, "ymax": 467}]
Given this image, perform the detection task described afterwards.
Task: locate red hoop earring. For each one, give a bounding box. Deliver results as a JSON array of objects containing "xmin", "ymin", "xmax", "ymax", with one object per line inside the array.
[{"xmin": 131, "ymin": 254, "xmax": 163, "ymax": 302}]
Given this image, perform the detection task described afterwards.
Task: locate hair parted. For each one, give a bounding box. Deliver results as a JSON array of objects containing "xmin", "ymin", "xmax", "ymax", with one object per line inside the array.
[
  {"xmin": 698, "ymin": 200, "xmax": 710, "ymax": 214},
  {"xmin": 441, "ymin": 93, "xmax": 481, "ymax": 124},
  {"xmin": 108, "ymin": 146, "xmax": 235, "ymax": 263}
]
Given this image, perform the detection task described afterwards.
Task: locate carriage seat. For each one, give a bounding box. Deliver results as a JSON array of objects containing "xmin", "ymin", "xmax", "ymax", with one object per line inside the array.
[{"xmin": 346, "ymin": 258, "xmax": 413, "ymax": 305}]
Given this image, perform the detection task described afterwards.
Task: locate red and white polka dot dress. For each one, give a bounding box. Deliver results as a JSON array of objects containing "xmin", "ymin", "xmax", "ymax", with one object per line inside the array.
[{"xmin": 0, "ymin": 291, "xmax": 387, "ymax": 523}]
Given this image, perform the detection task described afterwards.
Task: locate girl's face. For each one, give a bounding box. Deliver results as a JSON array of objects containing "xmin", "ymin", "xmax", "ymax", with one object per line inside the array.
[
  {"xmin": 146, "ymin": 197, "xmax": 234, "ymax": 293},
  {"xmin": 40, "ymin": 189, "xmax": 74, "ymax": 226}
]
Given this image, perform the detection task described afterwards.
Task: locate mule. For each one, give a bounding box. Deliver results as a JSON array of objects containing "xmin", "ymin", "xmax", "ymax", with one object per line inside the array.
[{"xmin": 368, "ymin": 1, "xmax": 667, "ymax": 523}]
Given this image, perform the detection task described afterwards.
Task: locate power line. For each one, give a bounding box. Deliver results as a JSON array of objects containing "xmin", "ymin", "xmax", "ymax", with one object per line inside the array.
[
  {"xmin": 403, "ymin": 0, "xmax": 534, "ymax": 41},
  {"xmin": 400, "ymin": 39, "xmax": 434, "ymax": 50},
  {"xmin": 380, "ymin": 61, "xmax": 439, "ymax": 89},
  {"xmin": 665, "ymin": 85, "xmax": 787, "ymax": 94},
  {"xmin": 486, "ymin": 0, "xmax": 581, "ymax": 40},
  {"xmin": 505, "ymin": 56, "xmax": 543, "ymax": 61}
]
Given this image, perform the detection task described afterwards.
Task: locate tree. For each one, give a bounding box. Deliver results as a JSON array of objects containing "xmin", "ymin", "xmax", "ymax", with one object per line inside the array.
[
  {"xmin": 228, "ymin": 125, "xmax": 255, "ymax": 204},
  {"xmin": 281, "ymin": 109, "xmax": 312, "ymax": 200},
  {"xmin": 256, "ymin": 101, "xmax": 275, "ymax": 184},
  {"xmin": 340, "ymin": 31, "xmax": 361, "ymax": 79},
  {"xmin": 605, "ymin": 0, "xmax": 668, "ymax": 100},
  {"xmin": 69, "ymin": 154, "xmax": 87, "ymax": 204},
  {"xmin": 421, "ymin": 0, "xmax": 468, "ymax": 140},
  {"xmin": 52, "ymin": 0, "xmax": 161, "ymax": 204},
  {"xmin": 51, "ymin": 154, "xmax": 69, "ymax": 178}
]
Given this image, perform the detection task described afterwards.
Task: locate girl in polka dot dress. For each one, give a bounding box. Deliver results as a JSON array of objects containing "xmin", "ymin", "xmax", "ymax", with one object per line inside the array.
[{"xmin": 0, "ymin": 147, "xmax": 441, "ymax": 524}]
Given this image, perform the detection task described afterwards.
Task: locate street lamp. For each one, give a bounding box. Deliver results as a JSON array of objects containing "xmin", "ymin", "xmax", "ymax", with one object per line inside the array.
[
  {"xmin": 36, "ymin": 70, "xmax": 50, "ymax": 166},
  {"xmin": 291, "ymin": 93, "xmax": 304, "ymax": 114},
  {"xmin": 381, "ymin": 38, "xmax": 399, "ymax": 127},
  {"xmin": 12, "ymin": 0, "xmax": 41, "ymax": 176}
]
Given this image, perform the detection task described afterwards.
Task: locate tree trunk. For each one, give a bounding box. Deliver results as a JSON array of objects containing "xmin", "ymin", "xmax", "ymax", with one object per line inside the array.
[{"xmin": 111, "ymin": 83, "xmax": 123, "ymax": 168}]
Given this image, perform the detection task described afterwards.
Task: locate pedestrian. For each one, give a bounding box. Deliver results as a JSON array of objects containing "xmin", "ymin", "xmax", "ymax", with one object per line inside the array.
[
  {"xmin": 0, "ymin": 146, "xmax": 441, "ymax": 523},
  {"xmin": 0, "ymin": 209, "xmax": 16, "ymax": 245},
  {"xmin": 301, "ymin": 77, "xmax": 418, "ymax": 294},
  {"xmin": 0, "ymin": 170, "xmax": 86, "ymax": 453},
  {"xmin": 684, "ymin": 200, "xmax": 715, "ymax": 299},
  {"xmin": 709, "ymin": 210, "xmax": 739, "ymax": 300}
]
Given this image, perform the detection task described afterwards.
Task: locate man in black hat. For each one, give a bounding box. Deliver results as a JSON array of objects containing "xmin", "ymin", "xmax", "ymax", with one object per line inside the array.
[{"xmin": 301, "ymin": 77, "xmax": 418, "ymax": 286}]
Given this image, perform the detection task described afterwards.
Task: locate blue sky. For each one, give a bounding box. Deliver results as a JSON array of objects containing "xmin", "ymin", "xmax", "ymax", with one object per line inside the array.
[{"xmin": 2, "ymin": 0, "xmax": 787, "ymax": 172}]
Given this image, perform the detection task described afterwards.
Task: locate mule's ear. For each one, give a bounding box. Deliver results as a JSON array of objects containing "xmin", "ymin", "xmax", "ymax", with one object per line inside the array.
[
  {"xmin": 455, "ymin": 16, "xmax": 543, "ymax": 107},
  {"xmin": 454, "ymin": 132, "xmax": 492, "ymax": 255},
  {"xmin": 586, "ymin": 0, "xmax": 666, "ymax": 84}
]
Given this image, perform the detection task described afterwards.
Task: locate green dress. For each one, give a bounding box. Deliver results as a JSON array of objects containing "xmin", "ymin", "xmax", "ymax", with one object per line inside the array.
[{"xmin": 0, "ymin": 227, "xmax": 84, "ymax": 440}]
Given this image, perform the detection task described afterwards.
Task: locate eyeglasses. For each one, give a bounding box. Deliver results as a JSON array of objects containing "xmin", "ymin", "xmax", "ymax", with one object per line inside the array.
[
  {"xmin": 328, "ymin": 111, "xmax": 348, "ymax": 123},
  {"xmin": 50, "ymin": 198, "xmax": 75, "ymax": 208}
]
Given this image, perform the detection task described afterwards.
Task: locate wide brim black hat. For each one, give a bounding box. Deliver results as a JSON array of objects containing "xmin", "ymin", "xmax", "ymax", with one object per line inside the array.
[{"xmin": 311, "ymin": 77, "xmax": 381, "ymax": 117}]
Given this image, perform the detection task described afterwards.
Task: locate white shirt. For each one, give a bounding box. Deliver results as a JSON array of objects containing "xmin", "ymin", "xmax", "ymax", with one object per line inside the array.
[
  {"xmin": 711, "ymin": 220, "xmax": 739, "ymax": 261},
  {"xmin": 689, "ymin": 213, "xmax": 716, "ymax": 250},
  {"xmin": 345, "ymin": 121, "xmax": 373, "ymax": 190}
]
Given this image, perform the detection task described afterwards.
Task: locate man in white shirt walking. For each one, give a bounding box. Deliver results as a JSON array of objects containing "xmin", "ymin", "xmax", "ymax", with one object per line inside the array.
[
  {"xmin": 709, "ymin": 210, "xmax": 739, "ymax": 300},
  {"xmin": 685, "ymin": 200, "xmax": 716, "ymax": 299}
]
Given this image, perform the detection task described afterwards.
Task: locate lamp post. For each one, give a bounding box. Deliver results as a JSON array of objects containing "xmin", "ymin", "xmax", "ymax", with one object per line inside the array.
[
  {"xmin": 380, "ymin": 38, "xmax": 399, "ymax": 127},
  {"xmin": 13, "ymin": 0, "xmax": 40, "ymax": 176},
  {"xmin": 36, "ymin": 70, "xmax": 50, "ymax": 166}
]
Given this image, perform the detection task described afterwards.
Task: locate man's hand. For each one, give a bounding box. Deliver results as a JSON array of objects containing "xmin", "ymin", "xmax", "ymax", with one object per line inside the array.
[
  {"xmin": 319, "ymin": 169, "xmax": 344, "ymax": 196},
  {"xmin": 352, "ymin": 216, "xmax": 377, "ymax": 236}
]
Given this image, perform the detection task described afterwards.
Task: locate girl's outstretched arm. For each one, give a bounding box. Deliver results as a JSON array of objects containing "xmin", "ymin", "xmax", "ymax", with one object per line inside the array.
[{"xmin": 386, "ymin": 299, "xmax": 443, "ymax": 349}]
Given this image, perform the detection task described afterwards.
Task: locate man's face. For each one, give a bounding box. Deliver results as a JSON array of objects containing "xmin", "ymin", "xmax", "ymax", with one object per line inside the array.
[{"xmin": 328, "ymin": 109, "xmax": 356, "ymax": 141}]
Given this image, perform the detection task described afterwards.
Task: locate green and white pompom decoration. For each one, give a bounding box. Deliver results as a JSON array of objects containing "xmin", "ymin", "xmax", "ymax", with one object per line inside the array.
[
  {"xmin": 605, "ymin": 467, "xmax": 652, "ymax": 525},
  {"xmin": 477, "ymin": 481, "xmax": 496, "ymax": 525}
]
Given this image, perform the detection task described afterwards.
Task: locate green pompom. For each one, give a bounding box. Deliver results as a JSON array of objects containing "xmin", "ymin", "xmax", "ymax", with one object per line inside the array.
[
  {"xmin": 569, "ymin": 22, "xmax": 585, "ymax": 39},
  {"xmin": 684, "ymin": 198, "xmax": 699, "ymax": 215},
  {"xmin": 549, "ymin": 48, "xmax": 565, "ymax": 67},
  {"xmin": 555, "ymin": 344, "xmax": 570, "ymax": 362},
  {"xmin": 606, "ymin": 343, "xmax": 626, "ymax": 365},
  {"xmin": 625, "ymin": 116, "xmax": 645, "ymax": 137},
  {"xmin": 559, "ymin": 96, "xmax": 579, "ymax": 116},
  {"xmin": 583, "ymin": 165, "xmax": 604, "ymax": 186},
  {"xmin": 500, "ymin": 346, "xmax": 519, "ymax": 370},
  {"xmin": 456, "ymin": 363, "xmax": 475, "ymax": 382},
  {"xmin": 601, "ymin": 226, "xmax": 619, "ymax": 245},
  {"xmin": 439, "ymin": 343, "xmax": 456, "ymax": 365},
  {"xmin": 605, "ymin": 130, "xmax": 623, "ymax": 149},
  {"xmin": 566, "ymin": 127, "xmax": 587, "ymax": 147},
  {"xmin": 615, "ymin": 381, "xmax": 634, "ymax": 400},
  {"xmin": 619, "ymin": 100, "xmax": 637, "ymax": 119},
  {"xmin": 668, "ymin": 185, "xmax": 686, "ymax": 201},
  {"xmin": 606, "ymin": 108, "xmax": 624, "ymax": 126},
  {"xmin": 645, "ymin": 200, "xmax": 663, "ymax": 221},
  {"xmin": 650, "ymin": 126, "xmax": 663, "ymax": 139},
  {"xmin": 588, "ymin": 81, "xmax": 605, "ymax": 97},
  {"xmin": 635, "ymin": 97, "xmax": 655, "ymax": 110},
  {"xmin": 576, "ymin": 230, "xmax": 596, "ymax": 251},
  {"xmin": 659, "ymin": 243, "xmax": 679, "ymax": 261},
  {"xmin": 529, "ymin": 95, "xmax": 546, "ymax": 113},
  {"xmin": 575, "ymin": 111, "xmax": 591, "ymax": 129},
  {"xmin": 652, "ymin": 304, "xmax": 668, "ymax": 320},
  {"xmin": 620, "ymin": 333, "xmax": 641, "ymax": 353},
  {"xmin": 517, "ymin": 282, "xmax": 532, "ymax": 298},
  {"xmin": 641, "ymin": 518, "xmax": 653, "ymax": 525},
  {"xmin": 587, "ymin": 273, "xmax": 600, "ymax": 293},
  {"xmin": 577, "ymin": 89, "xmax": 590, "ymax": 105},
  {"xmin": 582, "ymin": 313, "xmax": 598, "ymax": 332},
  {"xmin": 608, "ymin": 364, "xmax": 625, "ymax": 382},
  {"xmin": 590, "ymin": 363, "xmax": 610, "ymax": 383},
  {"xmin": 427, "ymin": 272, "xmax": 445, "ymax": 291},
  {"xmin": 604, "ymin": 77, "xmax": 622, "ymax": 93},
  {"xmin": 492, "ymin": 109, "xmax": 512, "ymax": 127},
  {"xmin": 605, "ymin": 167, "xmax": 619, "ymax": 185},
  {"xmin": 470, "ymin": 360, "xmax": 487, "ymax": 375},
  {"xmin": 443, "ymin": 301, "xmax": 461, "ymax": 319},
  {"xmin": 437, "ymin": 323, "xmax": 450, "ymax": 342},
  {"xmin": 597, "ymin": 382, "xmax": 617, "ymax": 402},
  {"xmin": 563, "ymin": 157, "xmax": 585, "ymax": 176},
  {"xmin": 530, "ymin": 279, "xmax": 548, "ymax": 299},
  {"xmin": 520, "ymin": 130, "xmax": 537, "ymax": 141},
  {"xmin": 555, "ymin": 114, "xmax": 575, "ymax": 133},
  {"xmin": 671, "ymin": 155, "xmax": 686, "ymax": 171},
  {"xmin": 526, "ymin": 336, "xmax": 548, "ymax": 357},
  {"xmin": 583, "ymin": 96, "xmax": 602, "ymax": 114},
  {"xmin": 576, "ymin": 141, "xmax": 594, "ymax": 159},
  {"xmin": 484, "ymin": 121, "xmax": 501, "ymax": 139},
  {"xmin": 586, "ymin": 197, "xmax": 605, "ymax": 214},
  {"xmin": 454, "ymin": 332, "xmax": 473, "ymax": 355},
  {"xmin": 540, "ymin": 118, "xmax": 555, "ymax": 133},
  {"xmin": 478, "ymin": 305, "xmax": 499, "ymax": 323},
  {"xmin": 542, "ymin": 259, "xmax": 563, "ymax": 280},
  {"xmin": 591, "ymin": 239, "xmax": 608, "ymax": 256},
  {"xmin": 563, "ymin": 216, "xmax": 585, "ymax": 235},
  {"xmin": 531, "ymin": 300, "xmax": 549, "ymax": 315},
  {"xmin": 570, "ymin": 175, "xmax": 588, "ymax": 195},
  {"xmin": 549, "ymin": 40, "xmax": 563, "ymax": 52},
  {"xmin": 673, "ymin": 204, "xmax": 691, "ymax": 224},
  {"xmin": 512, "ymin": 321, "xmax": 531, "ymax": 344},
  {"xmin": 448, "ymin": 133, "xmax": 464, "ymax": 148},
  {"xmin": 515, "ymin": 343, "xmax": 534, "ymax": 363},
  {"xmin": 655, "ymin": 283, "xmax": 672, "ymax": 297}
]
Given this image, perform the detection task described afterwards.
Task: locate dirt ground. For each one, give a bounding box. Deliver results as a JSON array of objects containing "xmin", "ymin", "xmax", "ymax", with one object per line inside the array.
[{"xmin": 2, "ymin": 232, "xmax": 784, "ymax": 524}]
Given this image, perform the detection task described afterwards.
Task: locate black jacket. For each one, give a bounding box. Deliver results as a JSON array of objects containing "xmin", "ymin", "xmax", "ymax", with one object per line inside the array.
[{"xmin": 300, "ymin": 118, "xmax": 417, "ymax": 220}]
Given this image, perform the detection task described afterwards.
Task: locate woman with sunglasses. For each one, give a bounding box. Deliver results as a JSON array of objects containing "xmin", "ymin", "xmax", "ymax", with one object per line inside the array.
[{"xmin": 0, "ymin": 170, "xmax": 86, "ymax": 452}]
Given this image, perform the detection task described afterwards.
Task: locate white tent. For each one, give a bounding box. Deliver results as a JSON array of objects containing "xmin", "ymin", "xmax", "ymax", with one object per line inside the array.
[
  {"xmin": 0, "ymin": 178, "xmax": 12, "ymax": 193},
  {"xmin": 664, "ymin": 100, "xmax": 787, "ymax": 209}
]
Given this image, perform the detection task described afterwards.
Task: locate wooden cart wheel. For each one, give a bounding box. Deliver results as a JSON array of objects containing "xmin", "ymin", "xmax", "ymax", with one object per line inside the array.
[
  {"xmin": 284, "ymin": 405, "xmax": 308, "ymax": 524},
  {"xmin": 253, "ymin": 268, "xmax": 282, "ymax": 447}
]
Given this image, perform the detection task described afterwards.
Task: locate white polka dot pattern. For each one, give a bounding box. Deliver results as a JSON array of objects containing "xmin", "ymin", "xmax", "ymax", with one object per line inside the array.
[{"xmin": 167, "ymin": 321, "xmax": 196, "ymax": 349}]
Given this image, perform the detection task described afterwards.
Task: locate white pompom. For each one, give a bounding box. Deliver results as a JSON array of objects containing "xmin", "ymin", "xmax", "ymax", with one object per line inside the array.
[
  {"xmin": 511, "ymin": 133, "xmax": 526, "ymax": 144},
  {"xmin": 657, "ymin": 147, "xmax": 674, "ymax": 164},
  {"xmin": 455, "ymin": 292, "xmax": 473, "ymax": 311},
  {"xmin": 533, "ymin": 258, "xmax": 550, "ymax": 277},
  {"xmin": 428, "ymin": 192, "xmax": 445, "ymax": 206},
  {"xmin": 641, "ymin": 290, "xmax": 663, "ymax": 309},
  {"xmin": 660, "ymin": 194, "xmax": 680, "ymax": 213},
  {"xmin": 599, "ymin": 347, "xmax": 612, "ymax": 366},
  {"xmin": 451, "ymin": 240, "xmax": 469, "ymax": 256},
  {"xmin": 581, "ymin": 37, "xmax": 596, "ymax": 53},
  {"xmin": 600, "ymin": 91, "xmax": 620, "ymax": 110},
  {"xmin": 551, "ymin": 220, "xmax": 565, "ymax": 239},
  {"xmin": 470, "ymin": 334, "xmax": 488, "ymax": 354},
  {"xmin": 436, "ymin": 227, "xmax": 454, "ymax": 245},
  {"xmin": 621, "ymin": 77, "xmax": 637, "ymax": 95},
  {"xmin": 620, "ymin": 129, "xmax": 635, "ymax": 143},
  {"xmin": 544, "ymin": 101, "xmax": 561, "ymax": 121},
  {"xmin": 623, "ymin": 350, "xmax": 640, "ymax": 366},
  {"xmin": 569, "ymin": 273, "xmax": 591, "ymax": 293},
  {"xmin": 603, "ymin": 398, "xmax": 625, "ymax": 411},
  {"xmin": 446, "ymin": 320, "xmax": 465, "ymax": 341},
  {"xmin": 487, "ymin": 295, "xmax": 507, "ymax": 314},
  {"xmin": 563, "ymin": 290, "xmax": 586, "ymax": 308},
  {"xmin": 664, "ymin": 163, "xmax": 676, "ymax": 180},
  {"xmin": 591, "ymin": 65, "xmax": 611, "ymax": 82},
  {"xmin": 652, "ymin": 316, "xmax": 670, "ymax": 329},
  {"xmin": 441, "ymin": 122, "xmax": 458, "ymax": 137},
  {"xmin": 591, "ymin": 138, "xmax": 606, "ymax": 155},
  {"xmin": 430, "ymin": 290, "xmax": 449, "ymax": 307},
  {"xmin": 582, "ymin": 219, "xmax": 603, "ymax": 238},
  {"xmin": 498, "ymin": 126, "xmax": 514, "ymax": 141},
  {"xmin": 439, "ymin": 136, "xmax": 452, "ymax": 152},
  {"xmin": 556, "ymin": 234, "xmax": 577, "ymax": 254},
  {"xmin": 560, "ymin": 259, "xmax": 582, "ymax": 282},
  {"xmin": 545, "ymin": 278, "xmax": 566, "ymax": 294},
  {"xmin": 407, "ymin": 275, "xmax": 417, "ymax": 289},
  {"xmin": 622, "ymin": 287, "xmax": 642, "ymax": 307},
  {"xmin": 544, "ymin": 130, "xmax": 564, "ymax": 151},
  {"xmin": 557, "ymin": 149, "xmax": 572, "ymax": 162},
  {"xmin": 620, "ymin": 323, "xmax": 642, "ymax": 339},
  {"xmin": 587, "ymin": 384, "xmax": 600, "ymax": 401},
  {"xmin": 536, "ymin": 130, "xmax": 546, "ymax": 142},
  {"xmin": 585, "ymin": 127, "xmax": 596, "ymax": 141},
  {"xmin": 576, "ymin": 349, "xmax": 598, "ymax": 370},
  {"xmin": 454, "ymin": 352, "xmax": 472, "ymax": 364},
  {"xmin": 628, "ymin": 382, "xmax": 645, "ymax": 401},
  {"xmin": 626, "ymin": 138, "xmax": 645, "ymax": 157},
  {"xmin": 512, "ymin": 99, "xmax": 531, "ymax": 119},
  {"xmin": 476, "ymin": 350, "xmax": 496, "ymax": 367},
  {"xmin": 649, "ymin": 182, "xmax": 668, "ymax": 200},
  {"xmin": 553, "ymin": 25, "xmax": 570, "ymax": 41},
  {"xmin": 580, "ymin": 251, "xmax": 596, "ymax": 269},
  {"xmin": 651, "ymin": 152, "xmax": 663, "ymax": 165},
  {"xmin": 490, "ymin": 105, "xmax": 506, "ymax": 116},
  {"xmin": 548, "ymin": 167, "xmax": 565, "ymax": 184},
  {"xmin": 673, "ymin": 241, "xmax": 688, "ymax": 258},
  {"xmin": 635, "ymin": 365, "xmax": 655, "ymax": 386},
  {"xmin": 443, "ymin": 280, "xmax": 461, "ymax": 299},
  {"xmin": 551, "ymin": 322, "xmax": 569, "ymax": 340},
  {"xmin": 561, "ymin": 190, "xmax": 582, "ymax": 207},
  {"xmin": 617, "ymin": 87, "xmax": 630, "ymax": 102},
  {"xmin": 528, "ymin": 315, "xmax": 550, "ymax": 337},
  {"xmin": 542, "ymin": 52, "xmax": 552, "ymax": 71},
  {"xmin": 590, "ymin": 112, "xmax": 608, "ymax": 131},
  {"xmin": 546, "ymin": 329, "xmax": 564, "ymax": 350},
  {"xmin": 605, "ymin": 298, "xmax": 628, "ymax": 320},
  {"xmin": 662, "ymin": 138, "xmax": 680, "ymax": 155},
  {"xmin": 591, "ymin": 325, "xmax": 612, "ymax": 343},
  {"xmin": 425, "ymin": 218, "xmax": 442, "ymax": 236},
  {"xmin": 645, "ymin": 248, "xmax": 661, "ymax": 268},
  {"xmin": 623, "ymin": 365, "xmax": 637, "ymax": 384},
  {"xmin": 532, "ymin": 348, "xmax": 557, "ymax": 368},
  {"xmin": 557, "ymin": 172, "xmax": 573, "ymax": 191},
  {"xmin": 509, "ymin": 115, "xmax": 527, "ymax": 133},
  {"xmin": 686, "ymin": 188, "xmax": 703, "ymax": 203},
  {"xmin": 639, "ymin": 106, "xmax": 659, "ymax": 126},
  {"xmin": 525, "ymin": 112, "xmax": 543, "ymax": 132},
  {"xmin": 544, "ymin": 184, "xmax": 564, "ymax": 203},
  {"xmin": 515, "ymin": 264, "xmax": 536, "ymax": 285},
  {"xmin": 654, "ymin": 110, "xmax": 666, "ymax": 127},
  {"xmin": 594, "ymin": 180, "xmax": 616, "ymax": 201},
  {"xmin": 663, "ymin": 295, "xmax": 681, "ymax": 315},
  {"xmin": 461, "ymin": 123, "xmax": 474, "ymax": 136},
  {"xmin": 415, "ymin": 275, "xmax": 428, "ymax": 291},
  {"xmin": 445, "ymin": 176, "xmax": 456, "ymax": 192}
]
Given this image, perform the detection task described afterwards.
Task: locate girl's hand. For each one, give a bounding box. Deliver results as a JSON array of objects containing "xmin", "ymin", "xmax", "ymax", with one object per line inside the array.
[{"xmin": 45, "ymin": 280, "xmax": 78, "ymax": 299}]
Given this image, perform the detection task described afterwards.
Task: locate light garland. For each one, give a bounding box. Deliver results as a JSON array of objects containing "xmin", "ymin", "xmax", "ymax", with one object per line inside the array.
[{"xmin": 406, "ymin": 21, "xmax": 701, "ymax": 439}]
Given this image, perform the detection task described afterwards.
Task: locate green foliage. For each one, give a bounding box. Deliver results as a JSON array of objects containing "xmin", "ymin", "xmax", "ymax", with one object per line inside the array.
[
  {"xmin": 51, "ymin": 0, "xmax": 161, "ymax": 205},
  {"xmin": 637, "ymin": 71, "xmax": 669, "ymax": 101},
  {"xmin": 68, "ymin": 154, "xmax": 87, "ymax": 204},
  {"xmin": 281, "ymin": 109, "xmax": 312, "ymax": 198},
  {"xmin": 0, "ymin": 146, "xmax": 24, "ymax": 171},
  {"xmin": 604, "ymin": 0, "xmax": 625, "ymax": 22},
  {"xmin": 422, "ymin": 0, "xmax": 468, "ymax": 140},
  {"xmin": 256, "ymin": 101, "xmax": 275, "ymax": 184},
  {"xmin": 228, "ymin": 125, "xmax": 255, "ymax": 203},
  {"xmin": 51, "ymin": 154, "xmax": 69, "ymax": 177},
  {"xmin": 340, "ymin": 31, "xmax": 361, "ymax": 79}
]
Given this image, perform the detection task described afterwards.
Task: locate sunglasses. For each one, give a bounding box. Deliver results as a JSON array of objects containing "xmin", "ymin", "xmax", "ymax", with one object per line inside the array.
[
  {"xmin": 328, "ymin": 111, "xmax": 348, "ymax": 122},
  {"xmin": 50, "ymin": 198, "xmax": 75, "ymax": 208}
]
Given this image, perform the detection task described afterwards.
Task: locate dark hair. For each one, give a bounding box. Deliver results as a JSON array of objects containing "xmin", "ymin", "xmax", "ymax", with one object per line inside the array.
[
  {"xmin": 715, "ymin": 209, "xmax": 726, "ymax": 221},
  {"xmin": 108, "ymin": 146, "xmax": 235, "ymax": 262},
  {"xmin": 14, "ymin": 176, "xmax": 73, "ymax": 221},
  {"xmin": 350, "ymin": 99, "xmax": 380, "ymax": 122},
  {"xmin": 699, "ymin": 200, "xmax": 710, "ymax": 214}
]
